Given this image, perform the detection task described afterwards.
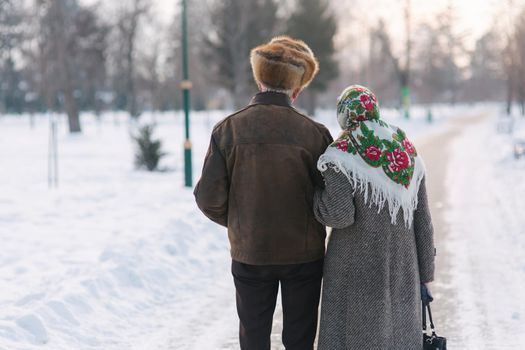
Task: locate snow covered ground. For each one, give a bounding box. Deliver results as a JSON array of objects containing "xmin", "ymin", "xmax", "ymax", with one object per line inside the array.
[
  {"xmin": 440, "ymin": 112, "xmax": 525, "ymax": 349},
  {"xmin": 0, "ymin": 103, "xmax": 519, "ymax": 350},
  {"xmin": 0, "ymin": 111, "xmax": 231, "ymax": 350}
]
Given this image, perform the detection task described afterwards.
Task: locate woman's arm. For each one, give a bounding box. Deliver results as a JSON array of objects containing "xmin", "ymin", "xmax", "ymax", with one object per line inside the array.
[
  {"xmin": 313, "ymin": 167, "xmax": 355, "ymax": 229},
  {"xmin": 413, "ymin": 177, "xmax": 436, "ymax": 283}
]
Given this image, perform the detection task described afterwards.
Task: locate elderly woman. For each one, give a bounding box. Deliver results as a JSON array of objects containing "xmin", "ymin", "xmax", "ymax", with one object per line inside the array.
[{"xmin": 315, "ymin": 85, "xmax": 436, "ymax": 350}]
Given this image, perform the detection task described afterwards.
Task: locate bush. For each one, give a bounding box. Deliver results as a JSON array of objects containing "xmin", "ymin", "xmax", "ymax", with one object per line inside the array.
[{"xmin": 132, "ymin": 124, "xmax": 166, "ymax": 171}]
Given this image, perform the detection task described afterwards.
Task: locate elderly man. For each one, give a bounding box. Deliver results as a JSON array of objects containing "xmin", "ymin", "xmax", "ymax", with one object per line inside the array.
[{"xmin": 194, "ymin": 36, "xmax": 332, "ymax": 350}]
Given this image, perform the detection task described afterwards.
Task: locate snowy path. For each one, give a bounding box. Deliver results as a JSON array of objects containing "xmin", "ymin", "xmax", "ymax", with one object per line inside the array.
[
  {"xmin": 423, "ymin": 113, "xmax": 525, "ymax": 349},
  {"xmin": 417, "ymin": 113, "xmax": 487, "ymax": 347}
]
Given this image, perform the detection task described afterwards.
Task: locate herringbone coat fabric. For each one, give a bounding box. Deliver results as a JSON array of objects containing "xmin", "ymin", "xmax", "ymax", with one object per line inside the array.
[{"xmin": 314, "ymin": 168, "xmax": 435, "ymax": 350}]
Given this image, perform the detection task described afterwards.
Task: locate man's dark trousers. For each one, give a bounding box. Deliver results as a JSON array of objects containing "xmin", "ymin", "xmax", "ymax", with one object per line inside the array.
[{"xmin": 231, "ymin": 259, "xmax": 324, "ymax": 350}]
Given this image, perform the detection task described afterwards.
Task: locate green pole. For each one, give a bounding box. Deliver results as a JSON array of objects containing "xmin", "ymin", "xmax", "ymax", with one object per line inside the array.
[
  {"xmin": 401, "ymin": 86, "xmax": 411, "ymax": 119},
  {"xmin": 427, "ymin": 108, "xmax": 433, "ymax": 124},
  {"xmin": 181, "ymin": 0, "xmax": 192, "ymax": 187}
]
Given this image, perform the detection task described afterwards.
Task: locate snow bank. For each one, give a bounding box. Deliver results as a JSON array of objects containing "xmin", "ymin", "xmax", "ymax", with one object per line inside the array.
[{"xmin": 0, "ymin": 112, "xmax": 233, "ymax": 349}]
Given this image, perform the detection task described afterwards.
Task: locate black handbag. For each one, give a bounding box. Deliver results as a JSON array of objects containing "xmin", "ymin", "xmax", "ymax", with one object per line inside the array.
[{"xmin": 422, "ymin": 302, "xmax": 447, "ymax": 350}]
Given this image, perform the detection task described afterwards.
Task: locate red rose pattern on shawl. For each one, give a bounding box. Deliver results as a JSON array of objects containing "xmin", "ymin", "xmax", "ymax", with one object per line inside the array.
[
  {"xmin": 360, "ymin": 95, "xmax": 375, "ymax": 111},
  {"xmin": 402, "ymin": 138, "xmax": 415, "ymax": 155},
  {"xmin": 365, "ymin": 145, "xmax": 382, "ymax": 161},
  {"xmin": 336, "ymin": 139, "xmax": 349, "ymax": 152},
  {"xmin": 386, "ymin": 148, "xmax": 410, "ymax": 172}
]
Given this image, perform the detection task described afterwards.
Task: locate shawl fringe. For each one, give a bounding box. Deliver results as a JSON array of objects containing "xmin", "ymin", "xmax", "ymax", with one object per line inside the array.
[{"xmin": 318, "ymin": 147, "xmax": 426, "ymax": 227}]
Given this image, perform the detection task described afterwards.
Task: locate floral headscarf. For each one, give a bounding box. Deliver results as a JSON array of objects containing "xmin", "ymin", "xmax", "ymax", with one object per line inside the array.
[{"xmin": 318, "ymin": 85, "xmax": 425, "ymax": 226}]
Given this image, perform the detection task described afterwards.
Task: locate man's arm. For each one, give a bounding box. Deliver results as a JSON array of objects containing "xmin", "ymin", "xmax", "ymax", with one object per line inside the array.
[{"xmin": 193, "ymin": 134, "xmax": 229, "ymax": 227}]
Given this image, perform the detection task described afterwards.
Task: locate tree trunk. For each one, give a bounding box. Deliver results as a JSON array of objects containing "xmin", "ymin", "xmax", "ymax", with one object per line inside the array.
[
  {"xmin": 506, "ymin": 70, "xmax": 514, "ymax": 115},
  {"xmin": 61, "ymin": 63, "xmax": 80, "ymax": 133},
  {"xmin": 126, "ymin": 25, "xmax": 138, "ymax": 118},
  {"xmin": 123, "ymin": 0, "xmax": 148, "ymax": 119},
  {"xmin": 64, "ymin": 84, "xmax": 81, "ymax": 132},
  {"xmin": 53, "ymin": 0, "xmax": 81, "ymax": 133},
  {"xmin": 60, "ymin": 44, "xmax": 80, "ymax": 132},
  {"xmin": 519, "ymin": 83, "xmax": 525, "ymax": 117},
  {"xmin": 518, "ymin": 68, "xmax": 525, "ymax": 116}
]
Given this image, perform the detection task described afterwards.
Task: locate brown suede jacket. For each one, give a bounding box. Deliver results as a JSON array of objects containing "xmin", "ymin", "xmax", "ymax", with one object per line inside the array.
[{"xmin": 194, "ymin": 92, "xmax": 333, "ymax": 265}]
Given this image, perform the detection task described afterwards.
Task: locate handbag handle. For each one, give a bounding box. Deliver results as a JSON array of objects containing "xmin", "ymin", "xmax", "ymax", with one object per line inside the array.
[{"xmin": 422, "ymin": 302, "xmax": 436, "ymax": 335}]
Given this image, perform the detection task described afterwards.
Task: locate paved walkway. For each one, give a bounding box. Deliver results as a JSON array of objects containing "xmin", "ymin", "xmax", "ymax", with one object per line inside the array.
[{"xmin": 416, "ymin": 113, "xmax": 488, "ymax": 345}]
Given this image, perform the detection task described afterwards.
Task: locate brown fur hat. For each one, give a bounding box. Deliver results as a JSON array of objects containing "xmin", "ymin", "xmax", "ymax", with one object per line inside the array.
[{"xmin": 250, "ymin": 36, "xmax": 319, "ymax": 91}]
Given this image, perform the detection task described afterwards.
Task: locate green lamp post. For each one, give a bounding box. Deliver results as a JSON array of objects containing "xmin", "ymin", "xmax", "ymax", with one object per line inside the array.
[
  {"xmin": 181, "ymin": 0, "xmax": 192, "ymax": 187},
  {"xmin": 401, "ymin": 86, "xmax": 411, "ymax": 120}
]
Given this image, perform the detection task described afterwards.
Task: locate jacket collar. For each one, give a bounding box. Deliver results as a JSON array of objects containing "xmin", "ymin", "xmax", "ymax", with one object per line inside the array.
[{"xmin": 250, "ymin": 91, "xmax": 293, "ymax": 108}]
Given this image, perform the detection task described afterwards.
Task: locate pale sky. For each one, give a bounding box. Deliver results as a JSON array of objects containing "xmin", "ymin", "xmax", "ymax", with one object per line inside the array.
[
  {"xmin": 82, "ymin": 0, "xmax": 499, "ymax": 32},
  {"xmin": 155, "ymin": 0, "xmax": 493, "ymax": 35},
  {"xmin": 82, "ymin": 0, "xmax": 524, "ymax": 49},
  {"xmin": 383, "ymin": 0, "xmax": 497, "ymax": 38},
  {"xmin": 146, "ymin": 0, "xmax": 514, "ymax": 46}
]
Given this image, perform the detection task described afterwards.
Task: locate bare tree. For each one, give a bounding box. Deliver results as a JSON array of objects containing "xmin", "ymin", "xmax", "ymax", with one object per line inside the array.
[
  {"xmin": 0, "ymin": 0, "xmax": 14, "ymax": 52},
  {"xmin": 502, "ymin": 0, "xmax": 520, "ymax": 115},
  {"xmin": 515, "ymin": 9, "xmax": 525, "ymax": 115},
  {"xmin": 72, "ymin": 5, "xmax": 109, "ymax": 113},
  {"xmin": 0, "ymin": 0, "xmax": 27, "ymax": 113},
  {"xmin": 462, "ymin": 28, "xmax": 505, "ymax": 102},
  {"xmin": 139, "ymin": 39, "xmax": 163, "ymax": 111},
  {"xmin": 373, "ymin": 18, "xmax": 411, "ymax": 111},
  {"xmin": 441, "ymin": 1, "xmax": 467, "ymax": 105},
  {"xmin": 165, "ymin": 0, "xmax": 214, "ymax": 111},
  {"xmin": 35, "ymin": 0, "xmax": 82, "ymax": 132},
  {"xmin": 411, "ymin": 4, "xmax": 467, "ymax": 104},
  {"xmin": 412, "ymin": 23, "xmax": 448, "ymax": 103},
  {"xmin": 204, "ymin": 0, "xmax": 279, "ymax": 109},
  {"xmin": 113, "ymin": 0, "xmax": 149, "ymax": 118},
  {"xmin": 503, "ymin": 37, "xmax": 517, "ymax": 114},
  {"xmin": 31, "ymin": 0, "xmax": 107, "ymax": 131},
  {"xmin": 287, "ymin": 0, "xmax": 338, "ymax": 115}
]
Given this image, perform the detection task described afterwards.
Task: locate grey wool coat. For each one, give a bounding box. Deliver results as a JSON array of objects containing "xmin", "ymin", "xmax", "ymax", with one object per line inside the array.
[{"xmin": 314, "ymin": 168, "xmax": 435, "ymax": 350}]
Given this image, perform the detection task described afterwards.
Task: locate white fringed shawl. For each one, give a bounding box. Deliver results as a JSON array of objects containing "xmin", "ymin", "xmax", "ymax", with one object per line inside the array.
[
  {"xmin": 318, "ymin": 146, "xmax": 425, "ymax": 227},
  {"xmin": 318, "ymin": 85, "xmax": 426, "ymax": 227}
]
